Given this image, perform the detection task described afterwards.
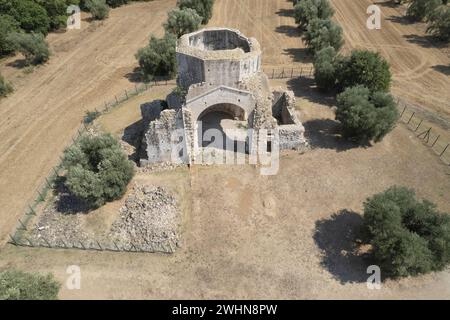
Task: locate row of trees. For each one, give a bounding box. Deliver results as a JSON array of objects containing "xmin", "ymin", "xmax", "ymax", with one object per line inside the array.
[
  {"xmin": 292, "ymin": 0, "xmax": 398, "ymax": 144},
  {"xmin": 136, "ymin": 0, "xmax": 215, "ymax": 81},
  {"xmin": 404, "ymin": 0, "xmax": 450, "ymax": 41}
]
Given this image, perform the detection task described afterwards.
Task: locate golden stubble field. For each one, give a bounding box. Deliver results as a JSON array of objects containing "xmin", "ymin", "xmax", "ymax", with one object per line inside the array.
[{"xmin": 0, "ymin": 0, "xmax": 449, "ymax": 299}]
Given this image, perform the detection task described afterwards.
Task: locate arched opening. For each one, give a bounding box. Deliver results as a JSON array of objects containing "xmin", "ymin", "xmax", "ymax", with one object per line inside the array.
[{"xmin": 196, "ymin": 103, "xmax": 248, "ymax": 151}]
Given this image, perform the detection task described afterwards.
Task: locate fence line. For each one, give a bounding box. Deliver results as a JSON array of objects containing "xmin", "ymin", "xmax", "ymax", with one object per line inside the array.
[
  {"xmin": 396, "ymin": 98, "xmax": 450, "ymax": 167},
  {"xmin": 263, "ymin": 66, "xmax": 314, "ymax": 79},
  {"xmin": 9, "ymin": 78, "xmax": 177, "ymax": 254}
]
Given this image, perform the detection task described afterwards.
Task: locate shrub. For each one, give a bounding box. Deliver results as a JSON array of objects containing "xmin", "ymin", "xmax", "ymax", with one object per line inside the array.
[
  {"xmin": 303, "ymin": 18, "xmax": 343, "ymax": 53},
  {"xmin": 0, "ymin": 14, "xmax": 21, "ymax": 56},
  {"xmin": 0, "ymin": 0, "xmax": 50, "ymax": 35},
  {"xmin": 62, "ymin": 133, "xmax": 134, "ymax": 208},
  {"xmin": 85, "ymin": 0, "xmax": 110, "ymax": 20},
  {"xmin": 336, "ymin": 85, "xmax": 399, "ymax": 143},
  {"xmin": 427, "ymin": 5, "xmax": 450, "ymax": 41},
  {"xmin": 406, "ymin": 0, "xmax": 442, "ymax": 21},
  {"xmin": 6, "ymin": 32, "xmax": 51, "ymax": 65},
  {"xmin": 0, "ymin": 73, "xmax": 13, "ymax": 97},
  {"xmin": 136, "ymin": 33, "xmax": 177, "ymax": 81},
  {"xmin": 293, "ymin": 0, "xmax": 334, "ymax": 29},
  {"xmin": 363, "ymin": 186, "xmax": 450, "ymax": 277},
  {"xmin": 177, "ymin": 0, "xmax": 214, "ymax": 24},
  {"xmin": 336, "ymin": 50, "xmax": 391, "ymax": 93},
  {"xmin": 0, "ymin": 270, "xmax": 60, "ymax": 300},
  {"xmin": 164, "ymin": 8, "xmax": 202, "ymax": 38},
  {"xmin": 313, "ymin": 46, "xmax": 340, "ymax": 91},
  {"xmin": 84, "ymin": 110, "xmax": 101, "ymax": 124}
]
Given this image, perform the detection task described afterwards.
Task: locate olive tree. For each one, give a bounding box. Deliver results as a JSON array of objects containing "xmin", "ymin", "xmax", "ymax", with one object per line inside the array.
[
  {"xmin": 164, "ymin": 8, "xmax": 202, "ymax": 38},
  {"xmin": 427, "ymin": 5, "xmax": 450, "ymax": 41},
  {"xmin": 303, "ymin": 18, "xmax": 343, "ymax": 53},
  {"xmin": 336, "ymin": 85, "xmax": 399, "ymax": 143},
  {"xmin": 293, "ymin": 0, "xmax": 335, "ymax": 29},
  {"xmin": 364, "ymin": 186, "xmax": 450, "ymax": 277},
  {"xmin": 136, "ymin": 33, "xmax": 177, "ymax": 80},
  {"xmin": 177, "ymin": 0, "xmax": 214, "ymax": 24},
  {"xmin": 0, "ymin": 73, "xmax": 13, "ymax": 97},
  {"xmin": 6, "ymin": 32, "xmax": 51, "ymax": 65}
]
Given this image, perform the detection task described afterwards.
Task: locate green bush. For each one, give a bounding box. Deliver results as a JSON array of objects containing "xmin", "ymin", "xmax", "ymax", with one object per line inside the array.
[
  {"xmin": 303, "ymin": 18, "xmax": 343, "ymax": 53},
  {"xmin": 336, "ymin": 85, "xmax": 399, "ymax": 143},
  {"xmin": 427, "ymin": 5, "xmax": 450, "ymax": 41},
  {"xmin": 164, "ymin": 8, "xmax": 202, "ymax": 38},
  {"xmin": 293, "ymin": 0, "xmax": 334, "ymax": 29},
  {"xmin": 407, "ymin": 0, "xmax": 442, "ymax": 21},
  {"xmin": 336, "ymin": 50, "xmax": 391, "ymax": 93},
  {"xmin": 0, "ymin": 0, "xmax": 50, "ymax": 35},
  {"xmin": 0, "ymin": 73, "xmax": 13, "ymax": 97},
  {"xmin": 34, "ymin": 0, "xmax": 71, "ymax": 30},
  {"xmin": 313, "ymin": 46, "xmax": 340, "ymax": 91},
  {"xmin": 6, "ymin": 32, "xmax": 51, "ymax": 65},
  {"xmin": 62, "ymin": 133, "xmax": 134, "ymax": 208},
  {"xmin": 0, "ymin": 14, "xmax": 21, "ymax": 56},
  {"xmin": 85, "ymin": 0, "xmax": 110, "ymax": 20},
  {"xmin": 136, "ymin": 33, "xmax": 177, "ymax": 81},
  {"xmin": 0, "ymin": 270, "xmax": 60, "ymax": 300},
  {"xmin": 177, "ymin": 0, "xmax": 214, "ymax": 24},
  {"xmin": 364, "ymin": 186, "xmax": 450, "ymax": 277}
]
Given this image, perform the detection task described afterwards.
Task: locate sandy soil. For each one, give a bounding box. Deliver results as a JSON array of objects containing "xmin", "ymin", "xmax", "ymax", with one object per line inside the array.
[
  {"xmin": 331, "ymin": 0, "xmax": 450, "ymax": 125},
  {"xmin": 0, "ymin": 1, "xmax": 176, "ymax": 244},
  {"xmin": 0, "ymin": 0, "xmax": 449, "ymax": 300}
]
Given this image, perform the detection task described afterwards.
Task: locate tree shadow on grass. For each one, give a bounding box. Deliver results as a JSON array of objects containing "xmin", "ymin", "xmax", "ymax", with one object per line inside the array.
[
  {"xmin": 432, "ymin": 64, "xmax": 450, "ymax": 76},
  {"xmin": 53, "ymin": 176, "xmax": 91, "ymax": 214},
  {"xmin": 125, "ymin": 67, "xmax": 144, "ymax": 83},
  {"xmin": 314, "ymin": 210, "xmax": 373, "ymax": 284},
  {"xmin": 275, "ymin": 25, "xmax": 302, "ymax": 38},
  {"xmin": 275, "ymin": 8, "xmax": 294, "ymax": 17},
  {"xmin": 303, "ymin": 119, "xmax": 365, "ymax": 152},
  {"xmin": 6, "ymin": 59, "xmax": 28, "ymax": 69},
  {"xmin": 283, "ymin": 48, "xmax": 312, "ymax": 64},
  {"xmin": 286, "ymin": 77, "xmax": 336, "ymax": 107},
  {"xmin": 403, "ymin": 34, "xmax": 449, "ymax": 49}
]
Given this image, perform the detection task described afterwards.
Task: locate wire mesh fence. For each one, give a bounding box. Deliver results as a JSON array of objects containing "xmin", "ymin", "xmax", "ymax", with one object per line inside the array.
[
  {"xmin": 263, "ymin": 66, "xmax": 314, "ymax": 79},
  {"xmin": 397, "ymin": 98, "xmax": 450, "ymax": 167},
  {"xmin": 9, "ymin": 78, "xmax": 177, "ymax": 254}
]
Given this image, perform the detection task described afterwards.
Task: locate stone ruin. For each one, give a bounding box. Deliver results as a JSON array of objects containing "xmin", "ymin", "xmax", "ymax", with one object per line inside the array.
[{"xmin": 140, "ymin": 27, "xmax": 306, "ymax": 165}]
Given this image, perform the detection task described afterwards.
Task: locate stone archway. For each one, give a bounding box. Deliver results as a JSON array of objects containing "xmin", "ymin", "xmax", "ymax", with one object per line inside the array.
[{"xmin": 196, "ymin": 103, "xmax": 248, "ymax": 151}]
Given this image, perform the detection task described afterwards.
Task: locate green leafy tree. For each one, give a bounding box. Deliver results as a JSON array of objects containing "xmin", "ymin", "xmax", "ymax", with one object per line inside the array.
[
  {"xmin": 293, "ymin": 0, "xmax": 334, "ymax": 29},
  {"xmin": 0, "ymin": 270, "xmax": 60, "ymax": 300},
  {"xmin": 313, "ymin": 46, "xmax": 340, "ymax": 91},
  {"xmin": 136, "ymin": 33, "xmax": 177, "ymax": 80},
  {"xmin": 0, "ymin": 73, "xmax": 13, "ymax": 97},
  {"xmin": 336, "ymin": 85, "xmax": 399, "ymax": 143},
  {"xmin": 85, "ymin": 0, "xmax": 110, "ymax": 20},
  {"xmin": 363, "ymin": 186, "xmax": 450, "ymax": 277},
  {"xmin": 0, "ymin": 0, "xmax": 50, "ymax": 35},
  {"xmin": 164, "ymin": 8, "xmax": 202, "ymax": 38},
  {"xmin": 6, "ymin": 32, "xmax": 51, "ymax": 65},
  {"xmin": 34, "ymin": 0, "xmax": 69, "ymax": 30},
  {"xmin": 427, "ymin": 5, "xmax": 450, "ymax": 41},
  {"xmin": 303, "ymin": 18, "xmax": 343, "ymax": 53},
  {"xmin": 62, "ymin": 133, "xmax": 134, "ymax": 208},
  {"xmin": 0, "ymin": 14, "xmax": 20, "ymax": 56},
  {"xmin": 177, "ymin": 0, "xmax": 214, "ymax": 24},
  {"xmin": 336, "ymin": 50, "xmax": 392, "ymax": 92}
]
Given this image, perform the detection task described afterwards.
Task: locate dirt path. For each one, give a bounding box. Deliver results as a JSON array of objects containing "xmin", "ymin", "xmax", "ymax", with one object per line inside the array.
[
  {"xmin": 0, "ymin": 1, "xmax": 176, "ymax": 243},
  {"xmin": 331, "ymin": 0, "xmax": 450, "ymax": 124}
]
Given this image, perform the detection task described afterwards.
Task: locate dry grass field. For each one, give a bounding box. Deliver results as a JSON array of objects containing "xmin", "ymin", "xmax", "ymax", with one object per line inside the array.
[
  {"xmin": 0, "ymin": 0, "xmax": 449, "ymax": 299},
  {"xmin": 0, "ymin": 1, "xmax": 177, "ymax": 244}
]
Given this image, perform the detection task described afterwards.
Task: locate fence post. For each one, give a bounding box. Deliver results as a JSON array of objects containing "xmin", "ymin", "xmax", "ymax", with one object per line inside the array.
[
  {"xmin": 414, "ymin": 119, "xmax": 423, "ymax": 132},
  {"xmin": 440, "ymin": 144, "xmax": 449, "ymax": 157},
  {"xmin": 400, "ymin": 105, "xmax": 406, "ymax": 117},
  {"xmin": 431, "ymin": 135, "xmax": 440, "ymax": 147},
  {"xmin": 43, "ymin": 237, "xmax": 52, "ymax": 248},
  {"xmin": 18, "ymin": 219, "xmax": 27, "ymax": 230},
  {"xmin": 9, "ymin": 234, "xmax": 17, "ymax": 245},
  {"xmin": 96, "ymin": 240, "xmax": 103, "ymax": 251},
  {"xmin": 407, "ymin": 112, "xmax": 415, "ymax": 124},
  {"xmin": 28, "ymin": 205, "xmax": 36, "ymax": 216},
  {"xmin": 125, "ymin": 90, "xmax": 128, "ymax": 100},
  {"xmin": 272, "ymin": 69, "xmax": 275, "ymax": 79},
  {"xmin": 290, "ymin": 68, "xmax": 293, "ymax": 78}
]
